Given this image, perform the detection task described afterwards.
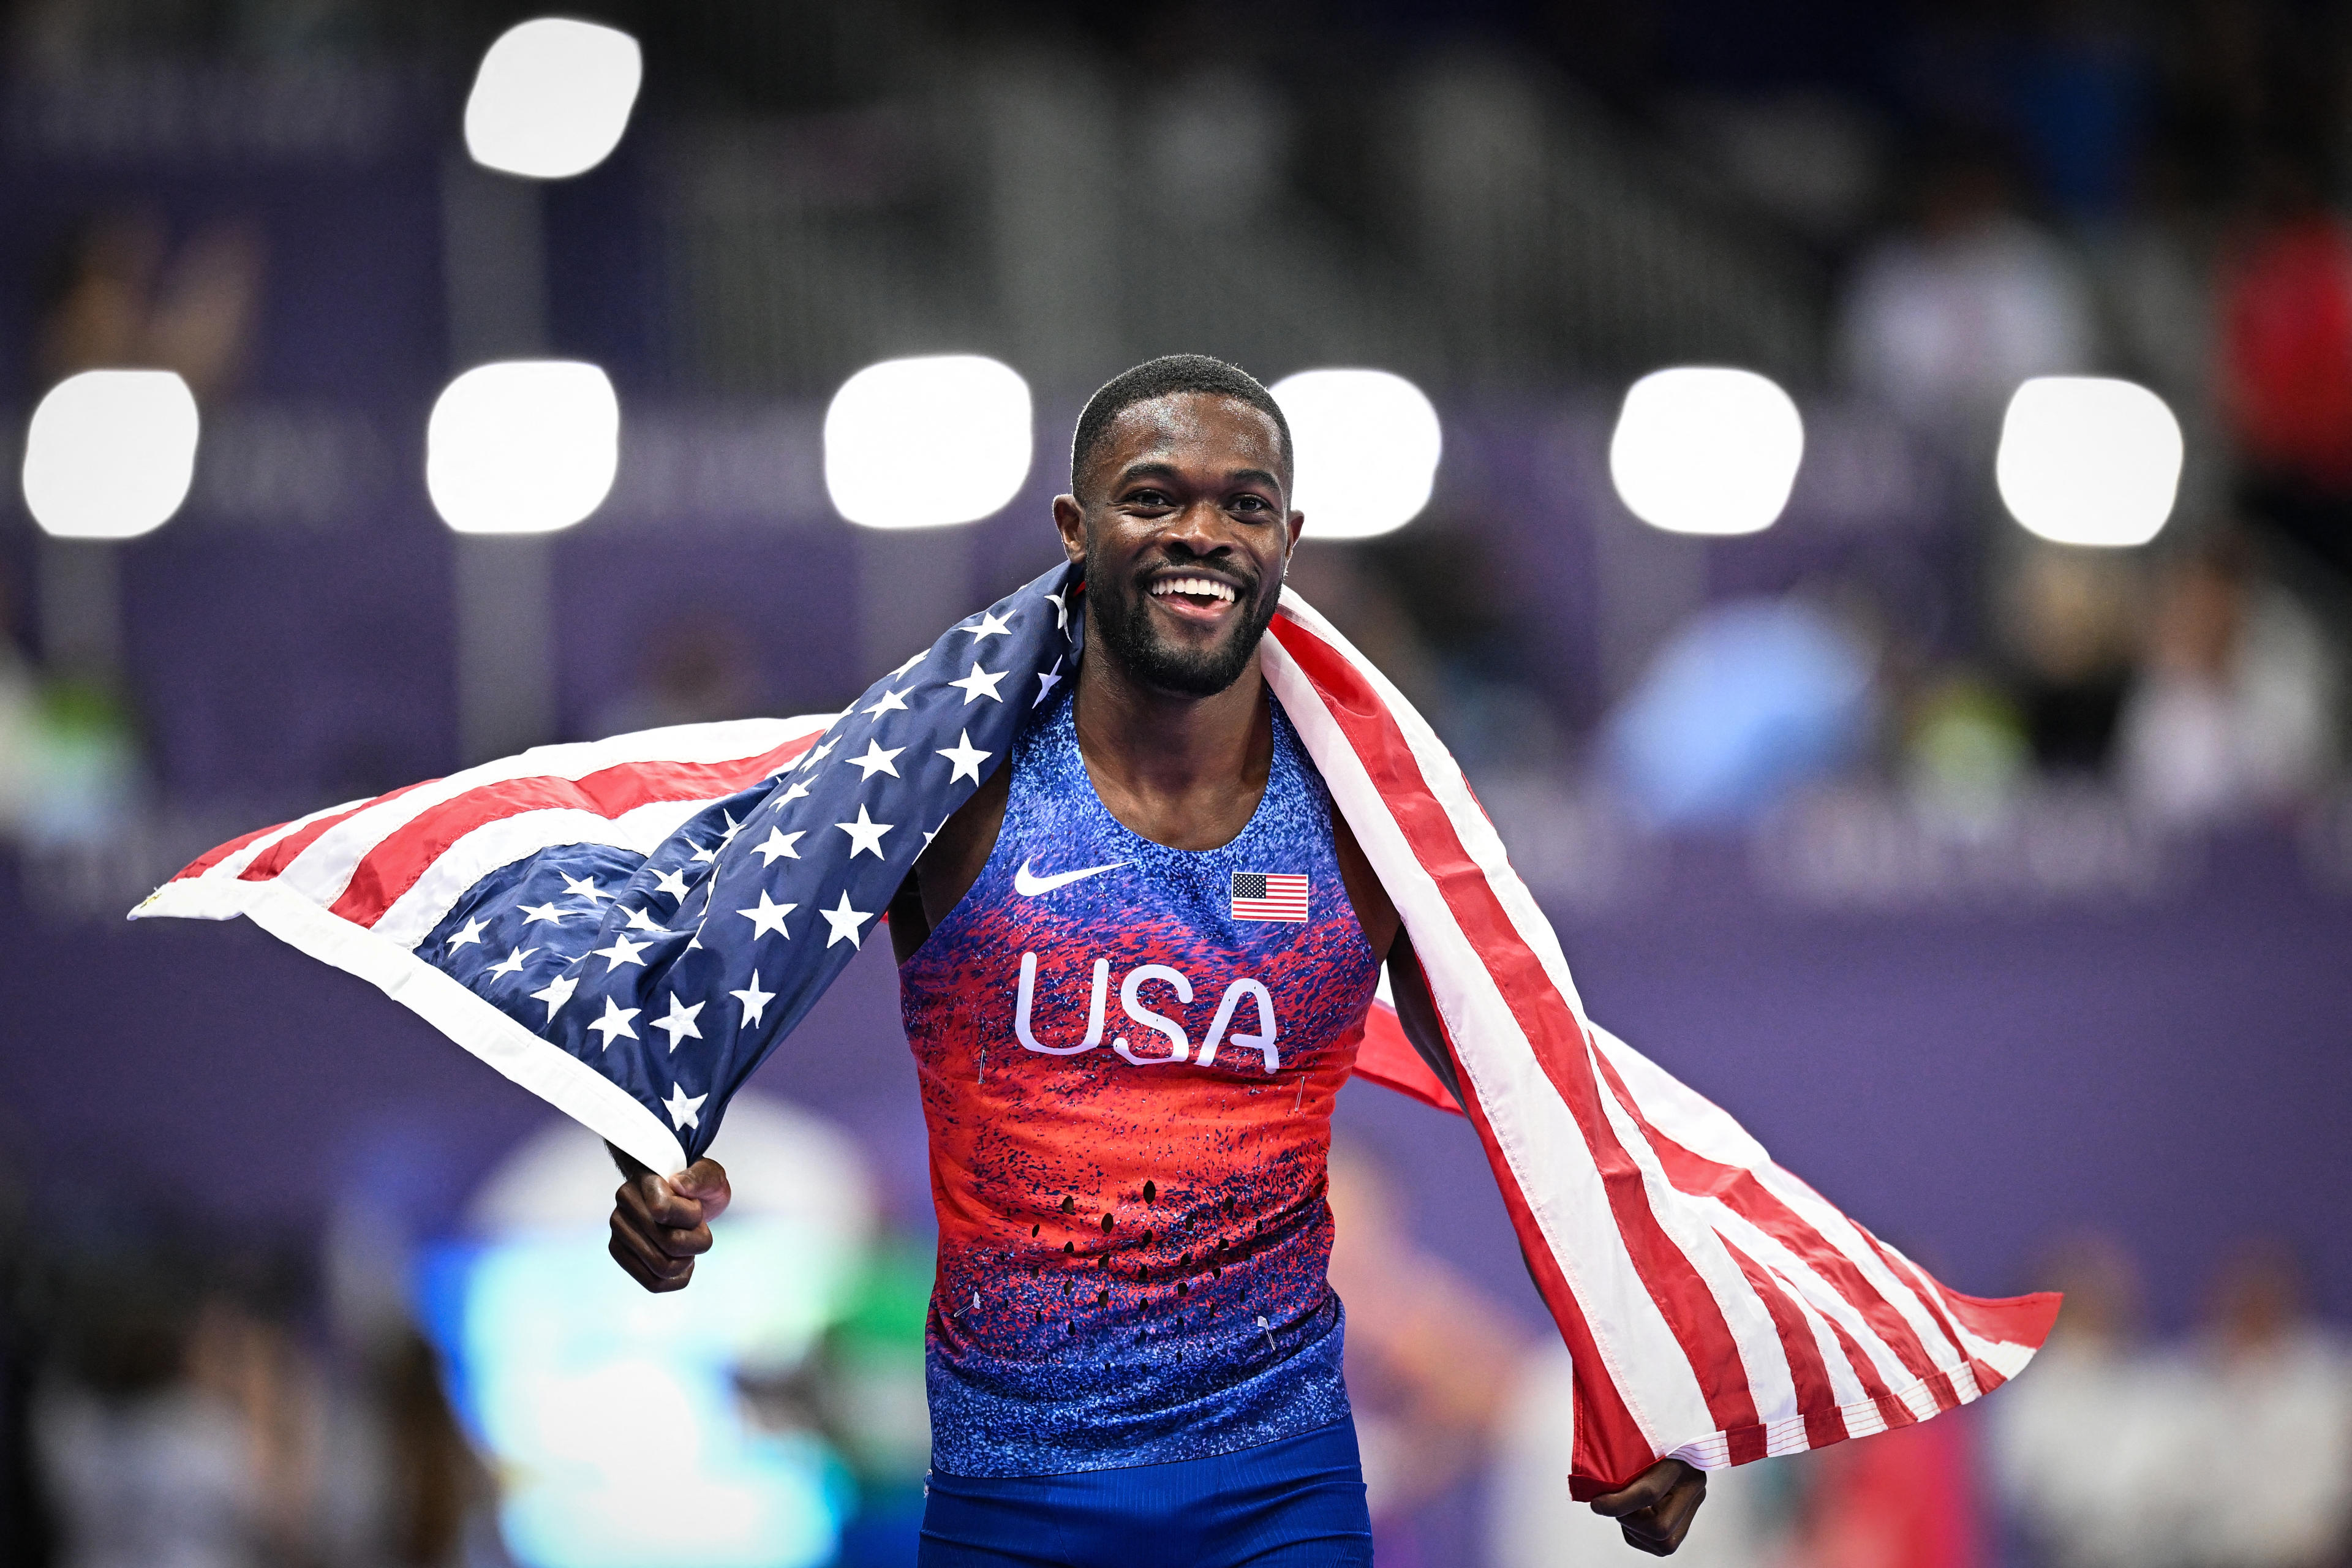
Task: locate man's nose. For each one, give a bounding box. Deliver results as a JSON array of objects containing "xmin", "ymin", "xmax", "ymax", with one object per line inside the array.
[{"xmin": 1165, "ymin": 499, "xmax": 1238, "ymax": 554}]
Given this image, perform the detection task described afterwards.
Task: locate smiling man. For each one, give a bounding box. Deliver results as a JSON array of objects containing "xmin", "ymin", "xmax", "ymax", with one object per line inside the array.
[{"xmin": 607, "ymin": 355, "xmax": 1705, "ymax": 1564}]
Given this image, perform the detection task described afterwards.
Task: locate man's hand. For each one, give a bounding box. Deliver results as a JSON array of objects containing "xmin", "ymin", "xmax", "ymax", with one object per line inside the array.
[
  {"xmin": 606, "ymin": 1156, "xmax": 731, "ymax": 1292},
  {"xmin": 1589, "ymin": 1458, "xmax": 1706, "ymax": 1556}
]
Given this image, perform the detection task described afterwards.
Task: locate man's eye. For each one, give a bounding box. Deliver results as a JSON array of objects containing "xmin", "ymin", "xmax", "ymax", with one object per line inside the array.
[{"xmin": 1125, "ymin": 490, "xmax": 1172, "ymax": 507}]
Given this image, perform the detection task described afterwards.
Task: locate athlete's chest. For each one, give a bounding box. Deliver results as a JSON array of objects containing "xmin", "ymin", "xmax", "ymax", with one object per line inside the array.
[{"xmin": 899, "ymin": 696, "xmax": 1376, "ymax": 1083}]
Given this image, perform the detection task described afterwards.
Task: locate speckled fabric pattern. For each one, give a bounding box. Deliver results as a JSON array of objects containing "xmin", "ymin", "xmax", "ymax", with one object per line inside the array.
[{"xmin": 898, "ymin": 684, "xmax": 1379, "ymax": 1477}]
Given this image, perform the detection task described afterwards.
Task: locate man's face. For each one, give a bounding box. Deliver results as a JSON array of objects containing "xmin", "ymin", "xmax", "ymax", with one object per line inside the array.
[{"xmin": 1056, "ymin": 391, "xmax": 1302, "ymax": 698}]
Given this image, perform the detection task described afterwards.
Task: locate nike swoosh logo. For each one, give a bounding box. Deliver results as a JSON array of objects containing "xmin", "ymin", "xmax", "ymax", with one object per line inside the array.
[{"xmin": 1014, "ymin": 858, "xmax": 1129, "ymax": 896}]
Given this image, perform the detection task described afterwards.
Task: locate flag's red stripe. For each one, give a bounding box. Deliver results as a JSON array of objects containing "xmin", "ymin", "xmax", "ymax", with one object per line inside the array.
[
  {"xmin": 327, "ymin": 738, "xmax": 818, "ymax": 927},
  {"xmin": 1819, "ymin": 1306, "xmax": 1917, "ymax": 1431},
  {"xmin": 239, "ymin": 779, "xmax": 440, "ymax": 884},
  {"xmin": 1349, "ymin": 997, "xmax": 1463, "ymax": 1115},
  {"xmin": 1270, "ymin": 614, "xmax": 1762, "ymax": 1444},
  {"xmin": 170, "ymin": 819, "xmax": 291, "ymax": 882},
  {"xmin": 1584, "ymin": 1054, "xmax": 1956, "ymax": 1390},
  {"xmin": 1720, "ymin": 1238, "xmax": 1841, "ymax": 1457}
]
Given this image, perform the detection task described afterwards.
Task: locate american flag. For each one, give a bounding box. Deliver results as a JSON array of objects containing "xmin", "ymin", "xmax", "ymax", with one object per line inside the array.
[
  {"xmin": 1229, "ymin": 870, "xmax": 1309, "ymax": 922},
  {"xmin": 135, "ymin": 560, "xmax": 2056, "ymax": 1498}
]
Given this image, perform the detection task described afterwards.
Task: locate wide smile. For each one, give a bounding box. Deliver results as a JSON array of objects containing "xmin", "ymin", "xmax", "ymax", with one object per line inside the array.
[{"xmin": 1144, "ymin": 571, "xmax": 1246, "ymax": 628}]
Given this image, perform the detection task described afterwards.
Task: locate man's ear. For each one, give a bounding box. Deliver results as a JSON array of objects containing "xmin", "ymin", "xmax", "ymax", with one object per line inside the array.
[{"xmin": 1053, "ymin": 494, "xmax": 1087, "ymax": 565}]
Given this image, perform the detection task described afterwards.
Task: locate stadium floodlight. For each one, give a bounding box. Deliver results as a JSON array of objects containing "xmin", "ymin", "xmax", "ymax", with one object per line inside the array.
[
  {"xmin": 464, "ymin": 18, "xmax": 644, "ymax": 180},
  {"xmin": 1609, "ymin": 366, "xmax": 1805, "ymax": 537},
  {"xmin": 22, "ymin": 369, "xmax": 201, "ymax": 540},
  {"xmin": 428, "ymin": 360, "xmax": 619, "ymax": 535},
  {"xmin": 1270, "ymin": 368, "xmax": 1442, "ymax": 540},
  {"xmin": 824, "ymin": 355, "xmax": 1033, "ymax": 530},
  {"xmin": 1996, "ymin": 376, "xmax": 2182, "ymax": 549}
]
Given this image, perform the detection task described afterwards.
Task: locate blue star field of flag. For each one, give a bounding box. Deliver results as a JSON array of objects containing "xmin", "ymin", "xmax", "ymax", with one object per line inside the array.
[{"xmin": 420, "ymin": 560, "xmax": 1085, "ymax": 1162}]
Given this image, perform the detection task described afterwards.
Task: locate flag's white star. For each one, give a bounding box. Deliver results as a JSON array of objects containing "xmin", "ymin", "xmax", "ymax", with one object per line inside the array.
[
  {"xmin": 520, "ymin": 901, "xmax": 567, "ymax": 925},
  {"xmin": 937, "ymin": 730, "xmax": 991, "ymax": 785},
  {"xmin": 798, "ymin": 737, "xmax": 837, "ymax": 771},
  {"xmin": 819, "ymin": 889, "xmax": 875, "ymax": 948},
  {"xmin": 890, "ymin": 650, "xmax": 926, "ymax": 678},
  {"xmin": 529, "ymin": 972, "xmax": 578, "ymax": 1022},
  {"xmin": 654, "ymin": 867, "xmax": 691, "ymax": 902},
  {"xmin": 591, "ymin": 933, "xmax": 652, "ymax": 970},
  {"xmin": 587, "ymin": 997, "xmax": 640, "ymax": 1049},
  {"xmin": 663, "ymin": 1082, "xmax": 706, "ymax": 1129},
  {"xmin": 718, "ymin": 811, "xmax": 743, "ymax": 846},
  {"xmin": 924, "ymin": 821, "xmax": 944, "ymax": 849},
  {"xmin": 691, "ymin": 843, "xmax": 718, "ymax": 864},
  {"xmin": 447, "ymin": 916, "xmax": 488, "ymax": 951},
  {"xmin": 863, "ymin": 687, "xmax": 910, "ymax": 718},
  {"xmin": 624, "ymin": 905, "xmax": 664, "ymax": 933},
  {"xmin": 1046, "ymin": 589, "xmax": 1069, "ymax": 630},
  {"xmin": 652, "ymin": 993, "xmax": 706, "ymax": 1052},
  {"xmin": 737, "ymin": 890, "xmax": 797, "ymax": 940},
  {"xmin": 560, "ymin": 872, "xmax": 605, "ymax": 903},
  {"xmin": 847, "ymin": 739, "xmax": 904, "ymax": 780},
  {"xmin": 486, "ymin": 945, "xmax": 535, "ymax": 978},
  {"xmin": 751, "ymin": 827, "xmax": 803, "ymax": 867},
  {"xmin": 948, "ymin": 663, "xmax": 1008, "ymax": 704},
  {"xmin": 1033, "ymin": 655, "xmax": 1065, "ymax": 707},
  {"xmin": 771, "ymin": 778, "xmax": 811, "ymax": 812},
  {"xmin": 965, "ymin": 609, "xmax": 1013, "ymax": 641},
  {"xmin": 835, "ymin": 805, "xmax": 894, "ymax": 859},
  {"xmin": 730, "ymin": 971, "xmax": 775, "ymax": 1028}
]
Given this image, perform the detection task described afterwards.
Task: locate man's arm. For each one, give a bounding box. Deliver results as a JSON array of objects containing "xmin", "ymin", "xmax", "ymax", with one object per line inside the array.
[{"xmin": 1332, "ymin": 806, "xmax": 1708, "ymax": 1553}]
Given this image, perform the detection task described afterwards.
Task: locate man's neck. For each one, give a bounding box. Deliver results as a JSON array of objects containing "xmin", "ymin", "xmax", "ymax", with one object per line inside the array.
[{"xmin": 1070, "ymin": 625, "xmax": 1272, "ymax": 853}]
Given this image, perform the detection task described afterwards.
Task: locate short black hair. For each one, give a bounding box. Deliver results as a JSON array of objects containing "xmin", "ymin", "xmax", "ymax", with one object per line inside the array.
[{"xmin": 1069, "ymin": 354, "xmax": 1292, "ymax": 500}]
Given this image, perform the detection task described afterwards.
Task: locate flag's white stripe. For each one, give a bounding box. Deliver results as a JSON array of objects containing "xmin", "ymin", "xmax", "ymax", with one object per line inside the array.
[
  {"xmin": 1263, "ymin": 628, "xmax": 1717, "ymax": 1452},
  {"xmin": 271, "ymin": 715, "xmax": 832, "ymax": 911},
  {"xmin": 374, "ymin": 798, "xmax": 712, "ymax": 951},
  {"xmin": 131, "ymin": 875, "xmax": 685, "ymax": 1174},
  {"xmin": 1587, "ymin": 1051, "xmax": 1803, "ymax": 1428}
]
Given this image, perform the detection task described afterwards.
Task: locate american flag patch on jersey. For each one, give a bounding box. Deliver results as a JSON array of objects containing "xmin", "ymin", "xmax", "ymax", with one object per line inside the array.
[{"xmin": 1230, "ymin": 871, "xmax": 1309, "ymax": 922}]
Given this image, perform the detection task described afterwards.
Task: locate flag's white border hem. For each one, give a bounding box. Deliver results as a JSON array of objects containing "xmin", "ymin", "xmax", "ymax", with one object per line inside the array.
[{"xmin": 132, "ymin": 878, "xmax": 689, "ymax": 1175}]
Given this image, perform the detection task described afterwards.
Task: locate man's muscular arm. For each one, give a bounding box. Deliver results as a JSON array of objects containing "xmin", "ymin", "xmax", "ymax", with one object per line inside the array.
[{"xmin": 1331, "ymin": 808, "xmax": 1707, "ymax": 1553}]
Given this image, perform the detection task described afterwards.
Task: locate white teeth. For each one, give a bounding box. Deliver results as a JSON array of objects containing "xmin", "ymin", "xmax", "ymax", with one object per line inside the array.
[{"xmin": 1151, "ymin": 576, "xmax": 1235, "ymax": 603}]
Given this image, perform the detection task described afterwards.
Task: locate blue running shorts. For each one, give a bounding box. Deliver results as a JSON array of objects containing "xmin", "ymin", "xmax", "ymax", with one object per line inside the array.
[{"xmin": 917, "ymin": 1417, "xmax": 1374, "ymax": 1567}]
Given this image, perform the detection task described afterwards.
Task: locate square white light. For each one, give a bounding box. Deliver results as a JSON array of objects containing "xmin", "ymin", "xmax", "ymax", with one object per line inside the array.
[
  {"xmin": 1996, "ymin": 377, "xmax": 2182, "ymax": 548},
  {"xmin": 428, "ymin": 360, "xmax": 619, "ymax": 535},
  {"xmin": 824, "ymin": 355, "xmax": 1033, "ymax": 530},
  {"xmin": 464, "ymin": 18, "xmax": 644, "ymax": 180},
  {"xmin": 22, "ymin": 369, "xmax": 201, "ymax": 540},
  {"xmin": 1609, "ymin": 367, "xmax": 1805, "ymax": 537},
  {"xmin": 1270, "ymin": 368, "xmax": 1442, "ymax": 540}
]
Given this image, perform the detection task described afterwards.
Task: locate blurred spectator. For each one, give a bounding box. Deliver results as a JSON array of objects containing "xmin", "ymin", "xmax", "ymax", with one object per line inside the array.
[
  {"xmin": 34, "ymin": 1269, "xmax": 317, "ymax": 1568},
  {"xmin": 1324, "ymin": 1140, "xmax": 1527, "ymax": 1557},
  {"xmin": 36, "ymin": 212, "xmax": 265, "ymax": 400},
  {"xmin": 0, "ymin": 567, "xmax": 40, "ymax": 845},
  {"xmin": 1487, "ymin": 1341, "xmax": 1793, "ymax": 1568},
  {"xmin": 1991, "ymin": 1235, "xmax": 2195, "ymax": 1568},
  {"xmin": 1838, "ymin": 142, "xmax": 2100, "ymax": 437},
  {"xmin": 1603, "ymin": 594, "xmax": 1878, "ymax": 830},
  {"xmin": 1997, "ymin": 543, "xmax": 2141, "ymax": 777},
  {"xmin": 2171, "ymin": 1244, "xmax": 2352, "ymax": 1568},
  {"xmin": 2113, "ymin": 541, "xmax": 2336, "ymax": 826},
  {"xmin": 2219, "ymin": 152, "xmax": 2352, "ymax": 581},
  {"xmin": 1778, "ymin": 1413, "xmax": 1986, "ymax": 1568},
  {"xmin": 1903, "ymin": 671, "xmax": 2033, "ymax": 826}
]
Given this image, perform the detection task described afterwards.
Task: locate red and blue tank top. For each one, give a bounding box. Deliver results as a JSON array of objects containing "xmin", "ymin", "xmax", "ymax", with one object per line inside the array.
[{"xmin": 897, "ymin": 685, "xmax": 1380, "ymax": 1477}]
